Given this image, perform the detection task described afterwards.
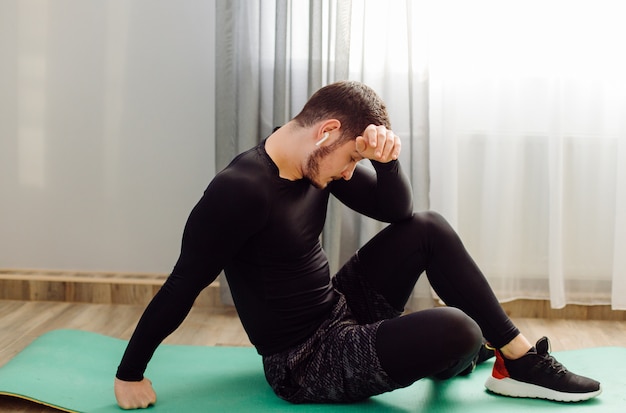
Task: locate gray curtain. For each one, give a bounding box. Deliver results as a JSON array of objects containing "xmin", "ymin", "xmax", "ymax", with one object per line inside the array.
[{"xmin": 215, "ymin": 0, "xmax": 432, "ymax": 310}]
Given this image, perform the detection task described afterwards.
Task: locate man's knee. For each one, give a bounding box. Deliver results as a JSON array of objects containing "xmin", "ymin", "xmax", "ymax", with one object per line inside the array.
[
  {"xmin": 438, "ymin": 307, "xmax": 483, "ymax": 355},
  {"xmin": 396, "ymin": 211, "xmax": 453, "ymax": 235},
  {"xmin": 400, "ymin": 211, "xmax": 462, "ymax": 250}
]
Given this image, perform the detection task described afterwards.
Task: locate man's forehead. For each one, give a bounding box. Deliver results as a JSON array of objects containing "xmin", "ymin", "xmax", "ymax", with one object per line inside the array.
[
  {"xmin": 333, "ymin": 139, "xmax": 364, "ymax": 160},
  {"xmin": 343, "ymin": 141, "xmax": 364, "ymax": 159},
  {"xmin": 351, "ymin": 149, "xmax": 365, "ymax": 161}
]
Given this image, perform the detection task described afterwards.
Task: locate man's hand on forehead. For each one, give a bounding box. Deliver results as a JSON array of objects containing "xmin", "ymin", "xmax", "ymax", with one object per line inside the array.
[{"xmin": 355, "ymin": 124, "xmax": 401, "ymax": 163}]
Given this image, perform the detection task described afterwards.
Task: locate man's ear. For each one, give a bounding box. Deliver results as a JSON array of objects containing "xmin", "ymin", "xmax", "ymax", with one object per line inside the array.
[
  {"xmin": 316, "ymin": 132, "xmax": 330, "ymax": 146},
  {"xmin": 316, "ymin": 119, "xmax": 341, "ymax": 145}
]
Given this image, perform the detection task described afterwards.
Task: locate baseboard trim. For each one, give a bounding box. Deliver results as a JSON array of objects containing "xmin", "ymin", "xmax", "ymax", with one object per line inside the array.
[
  {"xmin": 499, "ymin": 298, "xmax": 626, "ymax": 321},
  {"xmin": 2, "ymin": 269, "xmax": 623, "ymax": 320},
  {"xmin": 0, "ymin": 269, "xmax": 223, "ymax": 308}
]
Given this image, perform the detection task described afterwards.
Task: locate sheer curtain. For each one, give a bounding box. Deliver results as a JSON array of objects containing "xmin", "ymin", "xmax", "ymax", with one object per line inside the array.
[
  {"xmin": 427, "ymin": 0, "xmax": 626, "ymax": 309},
  {"xmin": 6, "ymin": 1, "xmax": 621, "ymax": 310},
  {"xmin": 216, "ymin": 0, "xmax": 625, "ymax": 310},
  {"xmin": 214, "ymin": 0, "xmax": 433, "ymax": 308}
]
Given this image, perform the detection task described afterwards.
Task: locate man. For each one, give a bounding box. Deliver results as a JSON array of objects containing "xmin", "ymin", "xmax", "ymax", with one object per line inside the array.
[{"xmin": 114, "ymin": 81, "xmax": 601, "ymax": 409}]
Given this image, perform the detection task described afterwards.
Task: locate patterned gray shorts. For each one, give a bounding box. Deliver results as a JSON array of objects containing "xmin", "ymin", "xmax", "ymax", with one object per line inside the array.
[{"xmin": 262, "ymin": 255, "xmax": 405, "ymax": 403}]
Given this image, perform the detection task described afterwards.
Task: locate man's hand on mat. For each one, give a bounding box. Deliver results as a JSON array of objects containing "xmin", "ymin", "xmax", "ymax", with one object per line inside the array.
[{"xmin": 114, "ymin": 377, "xmax": 157, "ymax": 409}]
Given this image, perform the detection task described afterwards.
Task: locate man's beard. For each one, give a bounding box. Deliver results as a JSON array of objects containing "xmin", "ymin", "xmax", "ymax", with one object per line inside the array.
[{"xmin": 304, "ymin": 145, "xmax": 333, "ymax": 189}]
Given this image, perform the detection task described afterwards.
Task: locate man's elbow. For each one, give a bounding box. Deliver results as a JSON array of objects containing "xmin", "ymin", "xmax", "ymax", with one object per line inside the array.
[{"xmin": 385, "ymin": 205, "xmax": 414, "ymax": 223}]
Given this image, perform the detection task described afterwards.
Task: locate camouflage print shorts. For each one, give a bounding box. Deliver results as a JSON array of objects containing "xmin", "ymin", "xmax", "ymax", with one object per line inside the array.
[{"xmin": 262, "ymin": 254, "xmax": 404, "ymax": 403}]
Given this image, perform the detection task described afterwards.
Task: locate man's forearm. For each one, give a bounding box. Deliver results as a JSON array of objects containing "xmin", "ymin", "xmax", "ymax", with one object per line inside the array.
[{"xmin": 116, "ymin": 274, "xmax": 201, "ymax": 380}]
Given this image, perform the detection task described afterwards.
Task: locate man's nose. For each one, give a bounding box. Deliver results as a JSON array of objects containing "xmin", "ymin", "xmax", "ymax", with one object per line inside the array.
[{"xmin": 341, "ymin": 164, "xmax": 357, "ymax": 180}]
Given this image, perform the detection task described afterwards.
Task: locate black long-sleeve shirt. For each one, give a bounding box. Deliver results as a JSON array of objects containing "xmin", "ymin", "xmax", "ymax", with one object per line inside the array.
[{"xmin": 116, "ymin": 139, "xmax": 413, "ymax": 381}]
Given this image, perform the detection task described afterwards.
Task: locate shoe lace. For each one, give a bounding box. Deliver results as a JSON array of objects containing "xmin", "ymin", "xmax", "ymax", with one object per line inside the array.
[{"xmin": 538, "ymin": 354, "xmax": 567, "ymax": 376}]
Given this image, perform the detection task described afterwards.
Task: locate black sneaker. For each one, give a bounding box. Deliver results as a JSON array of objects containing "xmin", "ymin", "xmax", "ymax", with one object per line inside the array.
[{"xmin": 485, "ymin": 337, "xmax": 601, "ymax": 402}]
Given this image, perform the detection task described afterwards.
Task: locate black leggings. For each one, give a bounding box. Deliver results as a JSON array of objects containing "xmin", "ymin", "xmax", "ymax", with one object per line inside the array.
[{"xmin": 355, "ymin": 211, "xmax": 519, "ymax": 386}]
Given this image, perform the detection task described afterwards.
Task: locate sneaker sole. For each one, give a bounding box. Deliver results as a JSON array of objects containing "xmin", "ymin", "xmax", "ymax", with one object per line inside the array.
[{"xmin": 485, "ymin": 376, "xmax": 602, "ymax": 402}]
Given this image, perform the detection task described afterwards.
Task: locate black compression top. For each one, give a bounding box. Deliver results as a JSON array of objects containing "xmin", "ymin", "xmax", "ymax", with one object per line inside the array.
[{"xmin": 116, "ymin": 139, "xmax": 413, "ymax": 381}]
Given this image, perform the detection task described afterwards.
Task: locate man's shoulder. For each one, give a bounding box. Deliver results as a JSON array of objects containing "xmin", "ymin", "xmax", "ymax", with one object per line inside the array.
[
  {"xmin": 218, "ymin": 146, "xmax": 270, "ymax": 183},
  {"xmin": 208, "ymin": 146, "xmax": 274, "ymax": 202}
]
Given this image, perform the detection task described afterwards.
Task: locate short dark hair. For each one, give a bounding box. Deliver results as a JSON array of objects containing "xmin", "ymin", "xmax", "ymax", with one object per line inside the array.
[{"xmin": 293, "ymin": 81, "xmax": 390, "ymax": 145}]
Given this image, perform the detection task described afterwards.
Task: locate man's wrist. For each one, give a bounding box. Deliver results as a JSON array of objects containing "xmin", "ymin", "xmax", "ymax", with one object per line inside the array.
[{"xmin": 371, "ymin": 159, "xmax": 399, "ymax": 170}]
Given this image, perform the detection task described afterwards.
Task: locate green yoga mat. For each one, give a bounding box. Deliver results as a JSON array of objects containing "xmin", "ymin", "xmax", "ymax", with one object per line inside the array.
[{"xmin": 0, "ymin": 329, "xmax": 623, "ymax": 412}]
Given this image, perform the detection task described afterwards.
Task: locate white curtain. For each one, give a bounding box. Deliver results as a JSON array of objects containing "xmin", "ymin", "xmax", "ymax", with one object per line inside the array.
[
  {"xmin": 215, "ymin": 0, "xmax": 434, "ymax": 308},
  {"xmin": 4, "ymin": 0, "xmax": 623, "ymax": 310},
  {"xmin": 427, "ymin": 0, "xmax": 626, "ymax": 309},
  {"xmin": 217, "ymin": 0, "xmax": 626, "ymax": 310}
]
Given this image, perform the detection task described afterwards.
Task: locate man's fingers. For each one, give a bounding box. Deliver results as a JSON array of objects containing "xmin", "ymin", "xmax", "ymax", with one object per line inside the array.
[
  {"xmin": 391, "ymin": 135, "xmax": 401, "ymax": 159},
  {"xmin": 357, "ymin": 125, "xmax": 401, "ymax": 162},
  {"xmin": 377, "ymin": 129, "xmax": 393, "ymax": 159},
  {"xmin": 366, "ymin": 124, "xmax": 378, "ymax": 147},
  {"xmin": 355, "ymin": 136, "xmax": 367, "ymax": 154},
  {"xmin": 382, "ymin": 130, "xmax": 401, "ymax": 160}
]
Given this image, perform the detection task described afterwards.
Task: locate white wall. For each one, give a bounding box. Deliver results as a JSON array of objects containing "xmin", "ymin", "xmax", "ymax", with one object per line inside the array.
[{"xmin": 0, "ymin": 0, "xmax": 216, "ymax": 273}]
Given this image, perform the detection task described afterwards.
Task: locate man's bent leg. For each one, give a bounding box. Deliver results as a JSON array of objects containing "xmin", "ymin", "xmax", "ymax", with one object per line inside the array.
[
  {"xmin": 356, "ymin": 211, "xmax": 519, "ymax": 349},
  {"xmin": 376, "ymin": 307, "xmax": 483, "ymax": 385},
  {"xmin": 355, "ymin": 212, "xmax": 601, "ymax": 402},
  {"xmin": 334, "ymin": 240, "xmax": 484, "ymax": 386}
]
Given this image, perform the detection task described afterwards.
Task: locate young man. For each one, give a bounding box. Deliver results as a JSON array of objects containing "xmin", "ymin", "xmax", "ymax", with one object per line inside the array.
[{"xmin": 114, "ymin": 81, "xmax": 601, "ymax": 409}]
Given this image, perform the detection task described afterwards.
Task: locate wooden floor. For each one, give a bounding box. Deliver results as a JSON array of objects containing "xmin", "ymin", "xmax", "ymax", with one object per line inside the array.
[{"xmin": 1, "ymin": 299, "xmax": 626, "ymax": 412}]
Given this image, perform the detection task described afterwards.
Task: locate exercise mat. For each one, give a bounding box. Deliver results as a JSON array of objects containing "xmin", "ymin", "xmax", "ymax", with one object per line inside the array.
[{"xmin": 0, "ymin": 329, "xmax": 623, "ymax": 412}]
